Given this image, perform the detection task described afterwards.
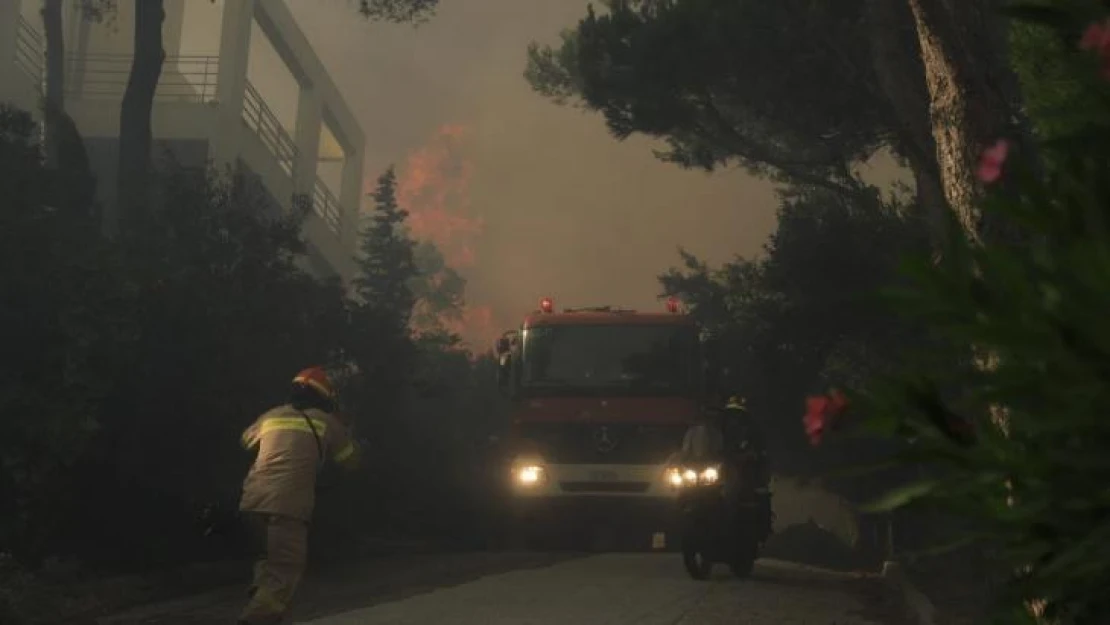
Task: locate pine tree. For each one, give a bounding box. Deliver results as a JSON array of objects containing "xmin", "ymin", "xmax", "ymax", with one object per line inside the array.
[
  {"xmin": 346, "ymin": 166, "xmax": 420, "ymax": 452},
  {"xmin": 354, "ymin": 166, "xmax": 417, "ymax": 333}
]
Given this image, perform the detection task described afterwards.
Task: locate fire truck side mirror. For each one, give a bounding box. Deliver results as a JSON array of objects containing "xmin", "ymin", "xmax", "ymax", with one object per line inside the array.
[
  {"xmin": 496, "ymin": 353, "xmax": 515, "ymax": 397},
  {"xmin": 494, "ymin": 331, "xmax": 520, "ymax": 398}
]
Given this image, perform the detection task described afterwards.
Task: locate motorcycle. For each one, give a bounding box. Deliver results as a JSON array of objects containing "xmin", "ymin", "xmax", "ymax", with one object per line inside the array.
[{"xmin": 667, "ymin": 455, "xmax": 772, "ymax": 580}]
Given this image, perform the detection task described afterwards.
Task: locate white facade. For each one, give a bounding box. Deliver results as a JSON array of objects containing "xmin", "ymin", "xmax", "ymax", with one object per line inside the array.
[{"xmin": 0, "ymin": 0, "xmax": 364, "ymax": 282}]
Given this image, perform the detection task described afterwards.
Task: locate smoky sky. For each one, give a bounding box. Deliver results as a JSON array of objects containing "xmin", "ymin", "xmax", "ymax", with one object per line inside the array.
[
  {"xmin": 289, "ymin": 0, "xmax": 789, "ymax": 337},
  {"xmin": 180, "ymin": 0, "xmax": 788, "ymax": 346}
]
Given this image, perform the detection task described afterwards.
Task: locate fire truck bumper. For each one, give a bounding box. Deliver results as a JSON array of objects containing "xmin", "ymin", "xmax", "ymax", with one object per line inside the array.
[
  {"xmin": 512, "ymin": 494, "xmax": 675, "ymax": 524},
  {"xmin": 506, "ymin": 495, "xmax": 678, "ymax": 550},
  {"xmin": 502, "ymin": 462, "xmax": 682, "ymax": 547}
]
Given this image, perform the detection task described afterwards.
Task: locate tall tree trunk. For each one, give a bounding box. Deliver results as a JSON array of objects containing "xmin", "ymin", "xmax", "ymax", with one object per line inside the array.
[
  {"xmin": 40, "ymin": 0, "xmax": 97, "ymax": 218},
  {"xmin": 864, "ymin": 0, "xmax": 949, "ymax": 249},
  {"xmin": 905, "ymin": 0, "xmax": 1028, "ymax": 245},
  {"xmin": 116, "ymin": 0, "xmax": 165, "ymax": 229},
  {"xmin": 41, "ymin": 0, "xmax": 65, "ymax": 169},
  {"xmin": 907, "ymin": 2, "xmax": 1044, "ymax": 619}
]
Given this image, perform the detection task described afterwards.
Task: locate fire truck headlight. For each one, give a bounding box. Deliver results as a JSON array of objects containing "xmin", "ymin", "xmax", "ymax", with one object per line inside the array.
[
  {"xmin": 514, "ymin": 464, "xmax": 545, "ymax": 486},
  {"xmin": 666, "ymin": 465, "xmax": 721, "ymax": 488},
  {"xmin": 665, "ymin": 467, "xmax": 700, "ymax": 488},
  {"xmin": 700, "ymin": 466, "xmax": 720, "ymax": 485}
]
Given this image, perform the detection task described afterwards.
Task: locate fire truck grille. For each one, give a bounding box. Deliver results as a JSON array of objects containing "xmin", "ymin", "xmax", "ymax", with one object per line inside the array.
[
  {"xmin": 517, "ymin": 423, "xmax": 687, "ymax": 465},
  {"xmin": 559, "ymin": 481, "xmax": 651, "ymax": 494}
]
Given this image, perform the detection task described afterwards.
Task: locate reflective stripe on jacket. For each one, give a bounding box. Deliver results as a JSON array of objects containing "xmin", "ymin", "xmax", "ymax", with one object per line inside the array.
[{"xmin": 239, "ymin": 404, "xmax": 358, "ymax": 521}]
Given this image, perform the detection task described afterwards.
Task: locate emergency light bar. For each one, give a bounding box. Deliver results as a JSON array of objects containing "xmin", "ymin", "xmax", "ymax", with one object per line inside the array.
[
  {"xmin": 666, "ymin": 297, "xmax": 681, "ymax": 313},
  {"xmin": 539, "ymin": 297, "xmax": 554, "ymax": 313}
]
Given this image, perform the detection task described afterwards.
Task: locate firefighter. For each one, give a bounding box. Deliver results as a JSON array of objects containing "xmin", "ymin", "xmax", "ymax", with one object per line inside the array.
[
  {"xmin": 237, "ymin": 366, "xmax": 361, "ymax": 625},
  {"xmin": 719, "ymin": 395, "xmax": 773, "ymax": 536},
  {"xmin": 721, "ymin": 396, "xmax": 768, "ymax": 481}
]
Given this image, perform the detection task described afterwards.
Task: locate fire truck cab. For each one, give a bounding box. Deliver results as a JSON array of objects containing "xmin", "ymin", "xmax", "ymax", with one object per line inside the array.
[{"xmin": 494, "ymin": 296, "xmax": 711, "ymax": 550}]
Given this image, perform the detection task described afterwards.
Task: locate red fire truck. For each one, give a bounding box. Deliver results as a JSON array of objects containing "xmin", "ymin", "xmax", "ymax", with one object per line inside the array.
[{"xmin": 493, "ymin": 296, "xmax": 708, "ymax": 550}]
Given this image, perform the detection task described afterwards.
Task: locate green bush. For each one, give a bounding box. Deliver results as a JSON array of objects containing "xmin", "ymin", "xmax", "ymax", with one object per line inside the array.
[
  {"xmin": 0, "ymin": 105, "xmax": 498, "ymax": 574},
  {"xmin": 0, "ymin": 107, "xmax": 126, "ymax": 562},
  {"xmin": 818, "ymin": 5, "xmax": 1110, "ymax": 623}
]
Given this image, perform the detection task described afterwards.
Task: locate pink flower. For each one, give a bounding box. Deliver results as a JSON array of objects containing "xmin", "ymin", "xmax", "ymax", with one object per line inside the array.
[
  {"xmin": 1080, "ymin": 20, "xmax": 1110, "ymax": 55},
  {"xmin": 803, "ymin": 397, "xmax": 827, "ymax": 443},
  {"xmin": 977, "ymin": 139, "xmax": 1009, "ymax": 184},
  {"xmin": 1079, "ymin": 20, "xmax": 1110, "ymax": 79},
  {"xmin": 802, "ymin": 389, "xmax": 849, "ymax": 446}
]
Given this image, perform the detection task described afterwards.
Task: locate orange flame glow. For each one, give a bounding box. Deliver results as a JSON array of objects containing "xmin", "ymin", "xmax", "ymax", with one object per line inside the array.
[
  {"xmin": 397, "ymin": 125, "xmax": 484, "ymax": 269},
  {"xmin": 395, "ymin": 125, "xmax": 497, "ymax": 351},
  {"xmin": 439, "ymin": 306, "xmax": 498, "ymax": 352}
]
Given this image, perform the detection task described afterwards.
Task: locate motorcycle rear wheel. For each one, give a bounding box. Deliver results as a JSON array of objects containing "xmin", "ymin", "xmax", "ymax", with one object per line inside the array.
[{"xmin": 682, "ymin": 546, "xmax": 714, "ymax": 580}]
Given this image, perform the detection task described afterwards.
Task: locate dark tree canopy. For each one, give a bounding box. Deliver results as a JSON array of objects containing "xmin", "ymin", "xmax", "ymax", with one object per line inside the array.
[
  {"xmin": 0, "ymin": 105, "xmax": 503, "ymax": 581},
  {"xmin": 525, "ymin": 0, "xmax": 895, "ymax": 192},
  {"xmin": 357, "ymin": 0, "xmax": 439, "ymax": 23},
  {"xmin": 659, "ymin": 182, "xmax": 930, "ymax": 485},
  {"xmin": 410, "ymin": 239, "xmax": 466, "ymax": 333},
  {"xmin": 355, "ymin": 166, "xmax": 418, "ymax": 329}
]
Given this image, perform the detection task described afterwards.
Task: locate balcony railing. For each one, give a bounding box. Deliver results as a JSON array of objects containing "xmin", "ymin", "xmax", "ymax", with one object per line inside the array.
[
  {"xmin": 241, "ymin": 83, "xmax": 343, "ymax": 238},
  {"xmin": 67, "ymin": 53, "xmax": 219, "ymax": 103},
  {"xmin": 241, "ymin": 81, "xmax": 297, "ymax": 178},
  {"xmin": 15, "ymin": 16, "xmax": 44, "ymax": 87},
  {"xmin": 312, "ymin": 177, "xmax": 343, "ymax": 237}
]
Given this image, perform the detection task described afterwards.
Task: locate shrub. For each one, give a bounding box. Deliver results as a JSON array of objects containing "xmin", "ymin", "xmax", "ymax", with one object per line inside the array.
[{"xmin": 814, "ymin": 5, "xmax": 1110, "ymax": 623}]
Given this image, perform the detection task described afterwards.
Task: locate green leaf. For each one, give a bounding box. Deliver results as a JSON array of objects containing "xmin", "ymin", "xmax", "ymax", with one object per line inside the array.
[
  {"xmin": 860, "ymin": 480, "xmax": 940, "ymax": 513},
  {"xmin": 901, "ymin": 533, "xmax": 986, "ymax": 561}
]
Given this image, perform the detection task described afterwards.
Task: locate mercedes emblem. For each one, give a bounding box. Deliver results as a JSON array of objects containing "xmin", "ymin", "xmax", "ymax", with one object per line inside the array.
[{"xmin": 593, "ymin": 426, "xmax": 617, "ymax": 453}]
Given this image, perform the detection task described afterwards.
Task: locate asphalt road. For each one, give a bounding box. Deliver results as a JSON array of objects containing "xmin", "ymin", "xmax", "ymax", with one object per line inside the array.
[
  {"xmin": 301, "ymin": 555, "xmax": 895, "ymax": 625},
  {"xmin": 97, "ymin": 553, "xmax": 904, "ymax": 625}
]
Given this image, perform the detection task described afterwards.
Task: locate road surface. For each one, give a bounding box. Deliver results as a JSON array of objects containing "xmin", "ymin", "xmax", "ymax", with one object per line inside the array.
[
  {"xmin": 301, "ymin": 555, "xmax": 895, "ymax": 625},
  {"xmin": 98, "ymin": 554, "xmax": 905, "ymax": 625}
]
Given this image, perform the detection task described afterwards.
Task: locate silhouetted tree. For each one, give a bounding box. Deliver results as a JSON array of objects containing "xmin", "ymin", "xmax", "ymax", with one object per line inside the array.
[
  {"xmin": 410, "ymin": 239, "xmax": 466, "ymax": 334},
  {"xmin": 354, "ymin": 166, "xmax": 418, "ymax": 330},
  {"xmin": 660, "ymin": 182, "xmax": 930, "ymax": 492},
  {"xmin": 525, "ymin": 0, "xmax": 1033, "ymax": 245},
  {"xmin": 345, "ymin": 167, "xmax": 419, "ymax": 459},
  {"xmin": 116, "ymin": 0, "xmax": 165, "ymax": 228},
  {"xmin": 357, "ymin": 0, "xmax": 439, "ymax": 23},
  {"xmin": 0, "ymin": 107, "xmax": 123, "ymax": 563}
]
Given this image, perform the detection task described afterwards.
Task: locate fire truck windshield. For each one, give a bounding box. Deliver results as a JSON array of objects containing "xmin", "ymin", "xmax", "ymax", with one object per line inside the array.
[{"xmin": 520, "ymin": 324, "xmax": 698, "ymax": 396}]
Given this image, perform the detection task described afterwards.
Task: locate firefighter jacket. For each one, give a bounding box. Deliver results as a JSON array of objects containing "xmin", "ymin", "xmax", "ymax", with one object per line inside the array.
[{"xmin": 239, "ymin": 404, "xmax": 359, "ymax": 522}]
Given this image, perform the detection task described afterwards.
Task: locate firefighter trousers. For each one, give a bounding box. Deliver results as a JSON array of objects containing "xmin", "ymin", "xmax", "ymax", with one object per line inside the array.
[{"xmin": 239, "ymin": 512, "xmax": 308, "ymax": 625}]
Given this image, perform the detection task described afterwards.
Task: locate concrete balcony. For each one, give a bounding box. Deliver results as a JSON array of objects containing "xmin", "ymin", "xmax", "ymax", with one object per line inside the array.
[{"xmin": 0, "ymin": 0, "xmax": 365, "ymax": 284}]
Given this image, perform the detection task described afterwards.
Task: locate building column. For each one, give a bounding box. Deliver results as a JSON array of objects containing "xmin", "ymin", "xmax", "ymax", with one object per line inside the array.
[
  {"xmin": 339, "ymin": 141, "xmax": 365, "ymax": 252},
  {"xmin": 0, "ymin": 0, "xmax": 23, "ymax": 97},
  {"xmin": 210, "ymin": 0, "xmax": 255, "ymax": 169},
  {"xmin": 292, "ymin": 85, "xmax": 322, "ymax": 201}
]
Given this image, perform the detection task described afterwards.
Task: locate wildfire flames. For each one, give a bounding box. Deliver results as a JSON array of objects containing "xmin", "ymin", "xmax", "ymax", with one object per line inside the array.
[{"xmin": 394, "ymin": 124, "xmax": 497, "ymax": 352}]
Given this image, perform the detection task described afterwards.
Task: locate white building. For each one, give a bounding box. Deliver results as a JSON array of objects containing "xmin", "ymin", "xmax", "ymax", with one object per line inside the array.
[{"xmin": 0, "ymin": 0, "xmax": 365, "ymax": 282}]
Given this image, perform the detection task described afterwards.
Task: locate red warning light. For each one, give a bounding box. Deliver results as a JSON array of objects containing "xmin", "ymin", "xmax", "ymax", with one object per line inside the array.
[
  {"xmin": 666, "ymin": 297, "xmax": 680, "ymax": 313},
  {"xmin": 540, "ymin": 297, "xmax": 554, "ymax": 313}
]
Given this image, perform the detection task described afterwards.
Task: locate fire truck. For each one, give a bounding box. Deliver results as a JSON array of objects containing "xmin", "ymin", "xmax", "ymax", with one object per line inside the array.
[{"xmin": 493, "ymin": 296, "xmax": 710, "ymax": 550}]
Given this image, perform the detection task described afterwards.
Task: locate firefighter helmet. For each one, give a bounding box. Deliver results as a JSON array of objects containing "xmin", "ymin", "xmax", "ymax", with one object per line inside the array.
[{"xmin": 292, "ymin": 366, "xmax": 336, "ymax": 400}]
